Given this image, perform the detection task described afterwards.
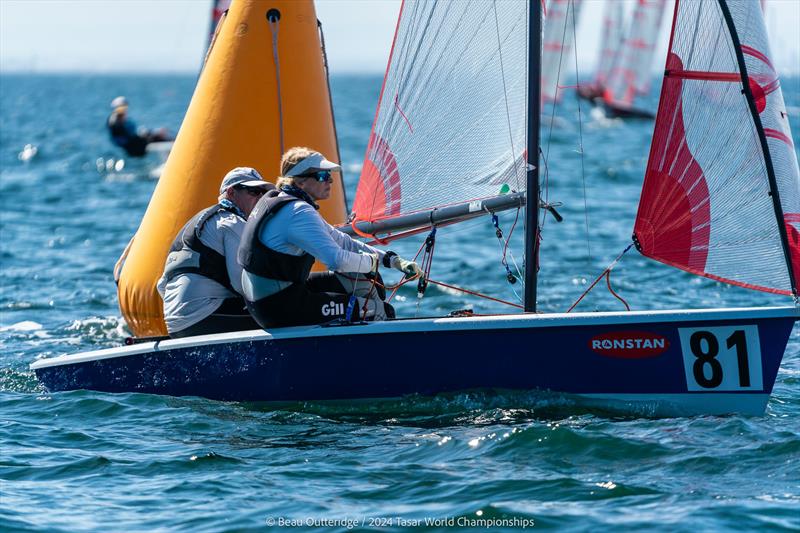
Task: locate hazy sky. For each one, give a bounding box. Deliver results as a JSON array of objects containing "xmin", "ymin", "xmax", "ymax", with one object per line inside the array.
[{"xmin": 0, "ymin": 0, "xmax": 798, "ymax": 74}]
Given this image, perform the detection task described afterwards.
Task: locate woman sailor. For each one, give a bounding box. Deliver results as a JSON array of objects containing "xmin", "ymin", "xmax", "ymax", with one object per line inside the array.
[{"xmin": 238, "ymin": 147, "xmax": 421, "ymax": 328}]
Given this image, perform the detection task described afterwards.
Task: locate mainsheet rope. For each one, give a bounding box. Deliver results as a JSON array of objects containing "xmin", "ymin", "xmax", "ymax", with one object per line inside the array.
[{"xmin": 566, "ymin": 244, "xmax": 633, "ymax": 313}]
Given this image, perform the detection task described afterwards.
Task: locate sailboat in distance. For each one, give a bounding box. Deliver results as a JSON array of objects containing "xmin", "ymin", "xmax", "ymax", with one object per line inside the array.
[
  {"xmin": 33, "ymin": 0, "xmax": 798, "ymax": 417},
  {"xmin": 576, "ymin": 0, "xmax": 624, "ymax": 103},
  {"xmin": 541, "ymin": 0, "xmax": 583, "ymax": 104},
  {"xmin": 601, "ymin": 0, "xmax": 667, "ymax": 118}
]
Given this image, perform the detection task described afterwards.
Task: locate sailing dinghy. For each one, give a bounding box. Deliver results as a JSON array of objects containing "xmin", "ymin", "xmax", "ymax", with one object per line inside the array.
[
  {"xmin": 577, "ymin": 0, "xmax": 667, "ymax": 117},
  {"xmin": 576, "ymin": 0, "xmax": 623, "ymax": 103},
  {"xmin": 32, "ymin": 0, "xmax": 798, "ymax": 417},
  {"xmin": 600, "ymin": 0, "xmax": 667, "ymax": 118}
]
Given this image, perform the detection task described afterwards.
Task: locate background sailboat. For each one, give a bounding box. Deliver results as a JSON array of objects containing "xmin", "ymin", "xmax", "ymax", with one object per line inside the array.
[
  {"xmin": 541, "ymin": 0, "xmax": 583, "ymax": 104},
  {"xmin": 601, "ymin": 0, "xmax": 667, "ymax": 118},
  {"xmin": 576, "ymin": 0, "xmax": 624, "ymax": 103}
]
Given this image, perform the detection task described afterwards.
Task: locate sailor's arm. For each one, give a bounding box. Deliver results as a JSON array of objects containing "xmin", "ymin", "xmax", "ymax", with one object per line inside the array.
[{"xmin": 288, "ymin": 205, "xmax": 378, "ymax": 273}]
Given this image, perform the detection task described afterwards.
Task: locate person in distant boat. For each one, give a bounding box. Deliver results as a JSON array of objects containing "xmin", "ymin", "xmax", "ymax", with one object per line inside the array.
[
  {"xmin": 106, "ymin": 96, "xmax": 172, "ymax": 157},
  {"xmin": 157, "ymin": 167, "xmax": 275, "ymax": 338},
  {"xmin": 238, "ymin": 147, "xmax": 422, "ymax": 328}
]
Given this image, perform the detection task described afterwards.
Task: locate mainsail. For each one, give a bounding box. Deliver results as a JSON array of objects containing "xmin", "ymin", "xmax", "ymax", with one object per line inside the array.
[
  {"xmin": 541, "ymin": 0, "xmax": 582, "ymax": 103},
  {"xmin": 351, "ymin": 1, "xmax": 529, "ymax": 225},
  {"xmin": 603, "ymin": 0, "xmax": 667, "ymax": 111},
  {"xmin": 594, "ymin": 0, "xmax": 624, "ymax": 93},
  {"xmin": 634, "ymin": 0, "xmax": 800, "ymax": 296},
  {"xmin": 577, "ymin": 0, "xmax": 623, "ymax": 101}
]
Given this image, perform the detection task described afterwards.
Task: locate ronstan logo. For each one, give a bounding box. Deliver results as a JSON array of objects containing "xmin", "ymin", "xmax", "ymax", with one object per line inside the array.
[
  {"xmin": 589, "ymin": 331, "xmax": 670, "ymax": 359},
  {"xmin": 321, "ymin": 301, "xmax": 345, "ymax": 317}
]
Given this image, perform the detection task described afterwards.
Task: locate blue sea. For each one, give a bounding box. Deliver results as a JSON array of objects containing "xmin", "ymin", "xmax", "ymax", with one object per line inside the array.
[{"xmin": 1, "ymin": 73, "xmax": 799, "ymax": 532}]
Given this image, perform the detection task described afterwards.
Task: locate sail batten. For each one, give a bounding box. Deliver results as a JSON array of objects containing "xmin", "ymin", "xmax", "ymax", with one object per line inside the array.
[{"xmin": 634, "ymin": 0, "xmax": 800, "ymax": 297}]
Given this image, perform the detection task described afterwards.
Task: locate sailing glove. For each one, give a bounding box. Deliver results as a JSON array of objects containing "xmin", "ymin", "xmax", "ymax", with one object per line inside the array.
[
  {"xmin": 386, "ymin": 252, "xmax": 422, "ymax": 278},
  {"xmin": 366, "ymin": 253, "xmax": 380, "ymax": 274}
]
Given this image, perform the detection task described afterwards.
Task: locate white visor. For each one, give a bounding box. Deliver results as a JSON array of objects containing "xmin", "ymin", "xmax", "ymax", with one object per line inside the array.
[{"xmin": 285, "ymin": 152, "xmax": 341, "ymax": 177}]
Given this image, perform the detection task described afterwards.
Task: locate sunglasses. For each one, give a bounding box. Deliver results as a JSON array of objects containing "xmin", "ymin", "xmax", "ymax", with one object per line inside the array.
[
  {"xmin": 234, "ymin": 185, "xmax": 267, "ymax": 196},
  {"xmin": 300, "ymin": 170, "xmax": 333, "ymax": 183}
]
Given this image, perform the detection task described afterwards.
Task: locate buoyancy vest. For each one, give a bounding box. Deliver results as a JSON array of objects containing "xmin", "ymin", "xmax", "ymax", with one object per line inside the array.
[
  {"xmin": 238, "ymin": 190, "xmax": 316, "ymax": 284},
  {"xmin": 162, "ymin": 204, "xmax": 240, "ymax": 293},
  {"xmin": 107, "ymin": 113, "xmax": 147, "ymax": 156}
]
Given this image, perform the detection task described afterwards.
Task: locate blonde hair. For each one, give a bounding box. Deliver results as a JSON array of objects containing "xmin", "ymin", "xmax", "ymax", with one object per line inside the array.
[
  {"xmin": 280, "ymin": 146, "xmax": 315, "ymax": 176},
  {"xmin": 275, "ymin": 176, "xmax": 297, "ymax": 189}
]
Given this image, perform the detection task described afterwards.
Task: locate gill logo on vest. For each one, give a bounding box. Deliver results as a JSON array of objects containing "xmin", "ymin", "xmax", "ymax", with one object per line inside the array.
[{"xmin": 321, "ymin": 301, "xmax": 345, "ymax": 317}]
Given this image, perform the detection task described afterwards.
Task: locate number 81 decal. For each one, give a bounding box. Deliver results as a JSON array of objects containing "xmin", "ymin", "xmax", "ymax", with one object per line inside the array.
[{"xmin": 678, "ymin": 326, "xmax": 763, "ymax": 391}]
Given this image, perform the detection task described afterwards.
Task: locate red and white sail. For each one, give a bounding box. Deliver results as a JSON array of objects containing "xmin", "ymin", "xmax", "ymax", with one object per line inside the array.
[
  {"xmin": 541, "ymin": 0, "xmax": 582, "ymax": 103},
  {"xmin": 634, "ymin": 0, "xmax": 800, "ymax": 295},
  {"xmin": 352, "ymin": 1, "xmax": 528, "ymax": 222},
  {"xmin": 604, "ymin": 0, "xmax": 667, "ymax": 109},
  {"xmin": 594, "ymin": 0, "xmax": 625, "ymax": 91},
  {"xmin": 209, "ymin": 0, "xmax": 232, "ymax": 50}
]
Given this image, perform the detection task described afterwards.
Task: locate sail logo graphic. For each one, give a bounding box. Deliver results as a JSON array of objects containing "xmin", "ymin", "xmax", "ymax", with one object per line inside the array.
[
  {"xmin": 321, "ymin": 301, "xmax": 345, "ymax": 317},
  {"xmin": 589, "ymin": 331, "xmax": 670, "ymax": 359}
]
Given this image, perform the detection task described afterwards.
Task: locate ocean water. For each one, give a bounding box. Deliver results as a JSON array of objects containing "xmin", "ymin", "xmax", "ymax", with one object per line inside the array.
[{"xmin": 1, "ymin": 72, "xmax": 799, "ymax": 532}]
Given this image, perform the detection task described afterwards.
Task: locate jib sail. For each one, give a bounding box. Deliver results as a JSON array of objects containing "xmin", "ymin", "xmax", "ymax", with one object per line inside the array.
[{"xmin": 634, "ymin": 0, "xmax": 800, "ymax": 296}]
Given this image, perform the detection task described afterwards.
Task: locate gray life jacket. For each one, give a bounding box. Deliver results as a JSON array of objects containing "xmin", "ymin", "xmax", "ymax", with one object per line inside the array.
[
  {"xmin": 238, "ymin": 190, "xmax": 316, "ymax": 285},
  {"xmin": 162, "ymin": 204, "xmax": 240, "ymax": 294}
]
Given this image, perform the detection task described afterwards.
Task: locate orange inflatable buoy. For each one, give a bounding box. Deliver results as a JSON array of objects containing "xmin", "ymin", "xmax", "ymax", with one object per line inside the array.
[{"xmin": 116, "ymin": 0, "xmax": 347, "ymax": 337}]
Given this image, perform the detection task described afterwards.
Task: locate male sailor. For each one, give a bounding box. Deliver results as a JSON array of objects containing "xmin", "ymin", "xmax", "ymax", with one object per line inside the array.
[
  {"xmin": 157, "ymin": 167, "xmax": 274, "ymax": 338},
  {"xmin": 238, "ymin": 147, "xmax": 421, "ymax": 328},
  {"xmin": 106, "ymin": 96, "xmax": 172, "ymax": 157}
]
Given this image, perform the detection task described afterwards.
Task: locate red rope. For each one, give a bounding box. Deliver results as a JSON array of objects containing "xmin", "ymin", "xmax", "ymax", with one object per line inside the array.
[
  {"xmin": 566, "ymin": 270, "xmax": 608, "ymax": 313},
  {"xmin": 605, "ymin": 270, "xmax": 630, "ymax": 311},
  {"xmin": 566, "ymin": 244, "xmax": 633, "ymax": 313},
  {"xmin": 426, "ymin": 279, "xmax": 524, "ymax": 309},
  {"xmin": 387, "ymin": 239, "xmax": 427, "ymax": 302},
  {"xmin": 350, "ymin": 217, "xmax": 390, "ymax": 245}
]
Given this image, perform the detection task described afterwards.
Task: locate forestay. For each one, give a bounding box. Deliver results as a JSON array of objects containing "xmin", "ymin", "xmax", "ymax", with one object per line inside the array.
[
  {"xmin": 352, "ymin": 1, "xmax": 528, "ymax": 223},
  {"xmin": 604, "ymin": 0, "xmax": 667, "ymax": 108},
  {"xmin": 541, "ymin": 0, "xmax": 582, "ymax": 103},
  {"xmin": 634, "ymin": 0, "xmax": 800, "ymax": 296}
]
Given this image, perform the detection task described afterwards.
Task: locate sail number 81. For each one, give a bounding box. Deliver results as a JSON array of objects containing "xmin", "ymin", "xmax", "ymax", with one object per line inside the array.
[{"xmin": 678, "ymin": 326, "xmax": 763, "ymax": 391}]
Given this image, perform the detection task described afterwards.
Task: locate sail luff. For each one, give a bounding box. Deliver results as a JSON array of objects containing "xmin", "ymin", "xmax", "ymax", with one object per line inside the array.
[
  {"xmin": 525, "ymin": 0, "xmax": 542, "ymax": 313},
  {"xmin": 716, "ymin": 0, "xmax": 798, "ymax": 297},
  {"xmin": 352, "ymin": 0, "xmax": 406, "ymax": 220}
]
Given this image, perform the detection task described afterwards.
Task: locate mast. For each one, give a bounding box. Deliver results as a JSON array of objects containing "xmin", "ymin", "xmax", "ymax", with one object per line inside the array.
[
  {"xmin": 717, "ymin": 0, "xmax": 798, "ymax": 298},
  {"xmin": 525, "ymin": 0, "xmax": 542, "ymax": 312}
]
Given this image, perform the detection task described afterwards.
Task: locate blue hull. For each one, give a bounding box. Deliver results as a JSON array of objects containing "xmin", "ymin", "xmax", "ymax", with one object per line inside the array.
[{"xmin": 32, "ymin": 307, "xmax": 797, "ymax": 415}]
